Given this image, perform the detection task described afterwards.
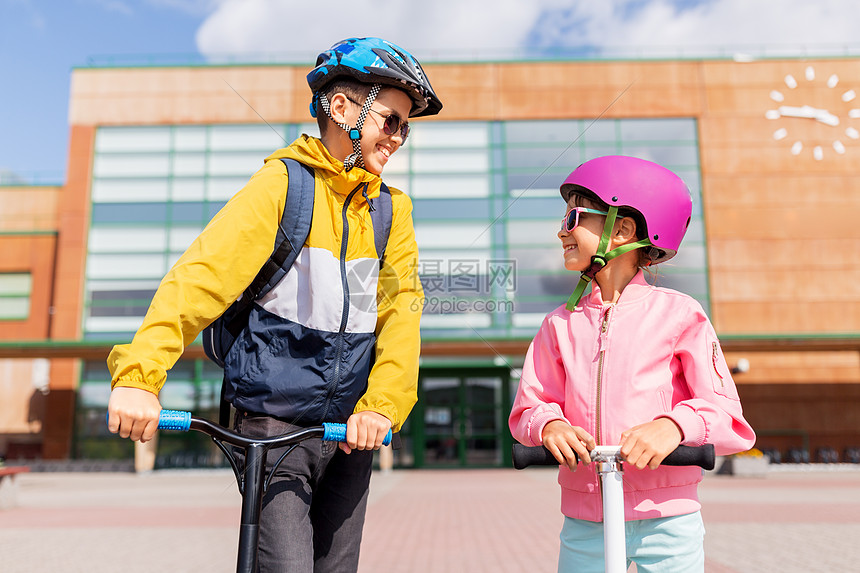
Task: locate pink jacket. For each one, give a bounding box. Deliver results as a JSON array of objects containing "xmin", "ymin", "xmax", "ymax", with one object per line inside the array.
[{"xmin": 509, "ymin": 271, "xmax": 755, "ymax": 522}]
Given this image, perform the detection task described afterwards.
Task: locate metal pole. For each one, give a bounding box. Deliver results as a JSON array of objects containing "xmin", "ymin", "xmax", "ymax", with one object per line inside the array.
[
  {"xmin": 236, "ymin": 443, "xmax": 267, "ymax": 573},
  {"xmin": 594, "ymin": 447, "xmax": 626, "ymax": 573}
]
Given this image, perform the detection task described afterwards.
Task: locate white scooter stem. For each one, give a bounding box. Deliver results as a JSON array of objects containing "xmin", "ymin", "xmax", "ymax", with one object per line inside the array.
[
  {"xmin": 511, "ymin": 442, "xmax": 715, "ymax": 572},
  {"xmin": 592, "ymin": 446, "xmax": 626, "ymax": 573}
]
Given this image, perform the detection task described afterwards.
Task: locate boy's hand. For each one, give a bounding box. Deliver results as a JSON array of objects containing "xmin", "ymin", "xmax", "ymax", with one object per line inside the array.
[
  {"xmin": 340, "ymin": 411, "xmax": 392, "ymax": 454},
  {"xmin": 107, "ymin": 386, "xmax": 162, "ymax": 443},
  {"xmin": 619, "ymin": 418, "xmax": 683, "ymax": 470},
  {"xmin": 541, "ymin": 420, "xmax": 595, "ymax": 471}
]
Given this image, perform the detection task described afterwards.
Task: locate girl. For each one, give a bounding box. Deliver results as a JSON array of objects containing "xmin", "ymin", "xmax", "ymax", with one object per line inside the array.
[{"xmin": 509, "ymin": 156, "xmax": 755, "ymax": 573}]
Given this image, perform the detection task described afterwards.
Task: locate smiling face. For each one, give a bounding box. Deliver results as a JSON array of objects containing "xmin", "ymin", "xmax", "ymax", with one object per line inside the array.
[
  {"xmin": 352, "ymin": 87, "xmax": 412, "ymax": 176},
  {"xmin": 558, "ymin": 195, "xmax": 608, "ymax": 272}
]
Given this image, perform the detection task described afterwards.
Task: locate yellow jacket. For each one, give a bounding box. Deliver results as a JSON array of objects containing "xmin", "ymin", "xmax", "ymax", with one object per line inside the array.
[{"xmin": 108, "ymin": 135, "xmax": 422, "ymax": 430}]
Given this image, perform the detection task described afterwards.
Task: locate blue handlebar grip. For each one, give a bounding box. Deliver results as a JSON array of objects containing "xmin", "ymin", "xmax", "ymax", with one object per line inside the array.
[
  {"xmin": 322, "ymin": 423, "xmax": 392, "ymax": 446},
  {"xmin": 158, "ymin": 410, "xmax": 192, "ymax": 431}
]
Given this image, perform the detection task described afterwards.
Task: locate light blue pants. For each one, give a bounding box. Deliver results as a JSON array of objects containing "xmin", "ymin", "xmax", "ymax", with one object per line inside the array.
[{"xmin": 558, "ymin": 511, "xmax": 705, "ymax": 573}]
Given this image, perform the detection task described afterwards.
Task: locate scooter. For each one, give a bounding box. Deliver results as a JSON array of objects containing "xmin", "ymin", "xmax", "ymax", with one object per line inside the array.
[
  {"xmin": 111, "ymin": 410, "xmax": 391, "ymax": 573},
  {"xmin": 512, "ymin": 442, "xmax": 714, "ymax": 573}
]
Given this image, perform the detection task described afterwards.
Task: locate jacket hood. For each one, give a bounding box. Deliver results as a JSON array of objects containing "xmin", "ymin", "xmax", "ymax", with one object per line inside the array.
[{"xmin": 265, "ymin": 135, "xmax": 382, "ymax": 197}]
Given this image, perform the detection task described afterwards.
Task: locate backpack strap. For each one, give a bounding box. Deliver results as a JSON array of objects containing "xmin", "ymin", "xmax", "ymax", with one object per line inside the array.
[
  {"xmin": 219, "ymin": 158, "xmax": 314, "ymax": 341},
  {"xmin": 214, "ymin": 158, "xmax": 315, "ymax": 427},
  {"xmin": 244, "ymin": 158, "xmax": 316, "ymax": 300},
  {"xmin": 370, "ymin": 182, "xmax": 392, "ymax": 263}
]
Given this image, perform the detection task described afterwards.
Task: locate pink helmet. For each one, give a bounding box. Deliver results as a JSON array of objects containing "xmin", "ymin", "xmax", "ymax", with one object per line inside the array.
[{"xmin": 560, "ymin": 156, "xmax": 692, "ymax": 264}]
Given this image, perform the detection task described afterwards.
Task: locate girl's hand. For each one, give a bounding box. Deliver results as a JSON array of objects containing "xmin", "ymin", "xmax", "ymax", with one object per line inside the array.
[
  {"xmin": 619, "ymin": 418, "xmax": 684, "ymax": 470},
  {"xmin": 542, "ymin": 420, "xmax": 595, "ymax": 471}
]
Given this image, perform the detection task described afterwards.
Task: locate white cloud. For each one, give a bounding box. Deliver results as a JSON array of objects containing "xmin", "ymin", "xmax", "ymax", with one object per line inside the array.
[
  {"xmin": 195, "ymin": 0, "xmax": 545, "ymax": 61},
  {"xmin": 537, "ymin": 0, "xmax": 860, "ymax": 54},
  {"xmin": 194, "ymin": 0, "xmax": 860, "ymax": 62}
]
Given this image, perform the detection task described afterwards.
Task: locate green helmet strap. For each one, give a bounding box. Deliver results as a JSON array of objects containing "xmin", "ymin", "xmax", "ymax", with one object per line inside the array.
[{"xmin": 564, "ymin": 206, "xmax": 653, "ymax": 311}]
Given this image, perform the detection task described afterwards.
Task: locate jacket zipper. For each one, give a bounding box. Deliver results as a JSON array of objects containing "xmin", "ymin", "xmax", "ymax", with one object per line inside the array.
[
  {"xmin": 321, "ymin": 183, "xmax": 366, "ymax": 421},
  {"xmin": 595, "ymin": 305, "xmax": 612, "ymax": 445}
]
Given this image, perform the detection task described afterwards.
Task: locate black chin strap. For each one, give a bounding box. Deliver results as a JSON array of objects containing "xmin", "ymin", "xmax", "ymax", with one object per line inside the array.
[{"xmin": 318, "ymin": 84, "xmax": 381, "ymax": 171}]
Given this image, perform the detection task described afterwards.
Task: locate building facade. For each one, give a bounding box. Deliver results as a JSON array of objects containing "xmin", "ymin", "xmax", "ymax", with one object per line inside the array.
[{"xmin": 2, "ymin": 55, "xmax": 859, "ymax": 467}]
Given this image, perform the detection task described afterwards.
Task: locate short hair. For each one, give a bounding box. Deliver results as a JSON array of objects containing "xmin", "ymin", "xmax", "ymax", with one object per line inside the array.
[{"xmin": 315, "ymin": 80, "xmax": 373, "ymax": 136}]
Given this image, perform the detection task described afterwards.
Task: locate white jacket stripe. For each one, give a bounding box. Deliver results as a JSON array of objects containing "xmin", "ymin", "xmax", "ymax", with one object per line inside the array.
[{"xmin": 258, "ymin": 246, "xmax": 378, "ymax": 334}]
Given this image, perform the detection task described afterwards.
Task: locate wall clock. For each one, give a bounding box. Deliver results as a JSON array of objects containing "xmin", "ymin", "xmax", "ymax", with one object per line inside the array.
[{"xmin": 765, "ymin": 65, "xmax": 860, "ymax": 160}]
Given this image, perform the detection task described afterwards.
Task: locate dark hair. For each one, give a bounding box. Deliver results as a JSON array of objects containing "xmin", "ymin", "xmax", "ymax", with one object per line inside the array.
[
  {"xmin": 567, "ymin": 185, "xmax": 664, "ymax": 266},
  {"xmin": 315, "ymin": 80, "xmax": 372, "ymax": 136}
]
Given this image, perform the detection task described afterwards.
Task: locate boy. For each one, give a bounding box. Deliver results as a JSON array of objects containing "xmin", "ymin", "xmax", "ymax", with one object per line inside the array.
[{"xmin": 107, "ymin": 37, "xmax": 442, "ymax": 572}]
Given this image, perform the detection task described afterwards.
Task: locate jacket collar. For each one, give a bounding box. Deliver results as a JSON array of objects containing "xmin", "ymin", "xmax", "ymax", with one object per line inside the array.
[
  {"xmin": 584, "ymin": 270, "xmax": 651, "ymax": 307},
  {"xmin": 266, "ymin": 135, "xmax": 383, "ymax": 198}
]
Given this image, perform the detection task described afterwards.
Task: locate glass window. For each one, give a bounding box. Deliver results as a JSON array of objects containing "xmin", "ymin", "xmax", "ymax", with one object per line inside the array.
[
  {"xmin": 169, "ymin": 226, "xmax": 203, "ymax": 252},
  {"xmin": 506, "ymin": 220, "xmax": 558, "ymax": 246},
  {"xmin": 382, "ymin": 174, "xmax": 409, "ymax": 191},
  {"xmin": 415, "ymin": 223, "xmax": 491, "ymax": 249},
  {"xmin": 506, "ymin": 145, "xmax": 583, "ymax": 170},
  {"xmin": 411, "ymin": 174, "xmax": 490, "ymax": 199},
  {"xmin": 298, "ymin": 123, "xmax": 320, "ymax": 139},
  {"xmin": 412, "ymin": 149, "xmax": 489, "ymax": 173},
  {"xmin": 87, "ymin": 254, "xmax": 166, "ymax": 280},
  {"xmin": 209, "ymin": 125, "xmax": 287, "ymax": 151},
  {"xmin": 91, "ymin": 203, "xmax": 168, "ymax": 224},
  {"xmin": 506, "ymin": 197, "xmax": 560, "ymax": 220},
  {"xmin": 620, "ymin": 119, "xmax": 697, "ymax": 142},
  {"xmin": 85, "ymin": 118, "xmax": 707, "ymax": 340},
  {"xmin": 412, "ymin": 198, "xmax": 491, "ymax": 220},
  {"xmin": 382, "ymin": 151, "xmax": 410, "ymax": 175},
  {"xmin": 92, "ymin": 179, "xmax": 170, "ymax": 203},
  {"xmin": 172, "ymin": 153, "xmax": 207, "ymax": 177},
  {"xmin": 173, "ymin": 126, "xmax": 208, "ymax": 151},
  {"xmin": 170, "ymin": 178, "xmax": 206, "ymax": 202},
  {"xmin": 89, "ymin": 287, "xmax": 156, "ymax": 312},
  {"xmin": 507, "ymin": 170, "xmax": 570, "ymax": 197},
  {"xmin": 89, "ymin": 228, "xmax": 168, "ymax": 253},
  {"xmin": 93, "ymin": 154, "xmax": 171, "ymax": 178},
  {"xmin": 95, "ymin": 127, "xmax": 171, "ymax": 153},
  {"xmin": 411, "ymin": 123, "xmax": 489, "ymax": 148},
  {"xmin": 207, "ymin": 177, "xmax": 246, "ymax": 201},
  {"xmin": 581, "ymin": 120, "xmax": 621, "ymax": 143},
  {"xmin": 505, "ymin": 120, "xmax": 583, "ymax": 144},
  {"xmin": 619, "ymin": 145, "xmax": 700, "ymax": 168},
  {"xmin": 170, "ymin": 202, "xmax": 208, "ymax": 223},
  {"xmin": 0, "ymin": 273, "xmax": 31, "ymax": 320},
  {"xmin": 84, "ymin": 316, "xmax": 146, "ymax": 334},
  {"xmin": 207, "ymin": 152, "xmax": 264, "ymax": 177}
]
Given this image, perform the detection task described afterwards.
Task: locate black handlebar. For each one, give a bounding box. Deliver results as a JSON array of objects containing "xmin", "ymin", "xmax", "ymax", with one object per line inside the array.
[{"xmin": 512, "ymin": 443, "xmax": 716, "ymax": 471}]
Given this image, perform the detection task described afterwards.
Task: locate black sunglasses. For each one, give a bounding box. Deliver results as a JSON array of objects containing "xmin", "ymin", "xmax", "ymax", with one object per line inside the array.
[
  {"xmin": 346, "ymin": 96, "xmax": 410, "ymax": 141},
  {"xmin": 367, "ymin": 107, "xmax": 410, "ymax": 141}
]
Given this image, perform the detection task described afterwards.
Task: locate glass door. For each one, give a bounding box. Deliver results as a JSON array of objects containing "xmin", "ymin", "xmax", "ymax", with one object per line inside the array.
[{"xmin": 408, "ymin": 366, "xmax": 512, "ymax": 468}]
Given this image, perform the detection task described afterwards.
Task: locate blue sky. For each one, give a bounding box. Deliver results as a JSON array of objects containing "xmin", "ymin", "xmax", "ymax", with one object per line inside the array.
[
  {"xmin": 1, "ymin": 0, "xmax": 858, "ymax": 184},
  {"xmin": 0, "ymin": 1, "xmax": 204, "ymax": 183}
]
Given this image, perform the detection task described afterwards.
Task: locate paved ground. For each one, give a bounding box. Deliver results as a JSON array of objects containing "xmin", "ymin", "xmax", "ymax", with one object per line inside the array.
[{"xmin": 1, "ymin": 464, "xmax": 859, "ymax": 572}]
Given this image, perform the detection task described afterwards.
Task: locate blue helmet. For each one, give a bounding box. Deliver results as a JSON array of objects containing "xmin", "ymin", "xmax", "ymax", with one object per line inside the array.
[{"xmin": 308, "ymin": 37, "xmax": 442, "ymax": 118}]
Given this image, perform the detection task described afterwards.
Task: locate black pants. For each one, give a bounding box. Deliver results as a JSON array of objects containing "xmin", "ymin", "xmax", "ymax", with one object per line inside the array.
[{"xmin": 234, "ymin": 412, "xmax": 373, "ymax": 573}]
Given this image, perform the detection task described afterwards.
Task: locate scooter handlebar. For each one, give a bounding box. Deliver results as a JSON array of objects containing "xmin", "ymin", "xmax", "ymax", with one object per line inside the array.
[
  {"xmin": 154, "ymin": 410, "xmax": 392, "ymax": 446},
  {"xmin": 512, "ymin": 443, "xmax": 715, "ymax": 471},
  {"xmin": 108, "ymin": 410, "xmax": 392, "ymax": 447}
]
